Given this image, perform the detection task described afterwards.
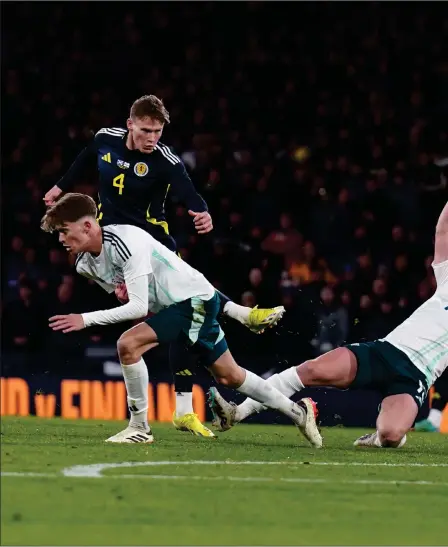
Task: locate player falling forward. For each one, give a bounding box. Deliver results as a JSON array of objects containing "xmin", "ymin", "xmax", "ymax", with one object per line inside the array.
[
  {"xmin": 209, "ymin": 202, "xmax": 448, "ymax": 448},
  {"xmin": 43, "ymin": 95, "xmax": 284, "ymax": 437},
  {"xmin": 41, "ymin": 193, "xmax": 321, "ymax": 447}
]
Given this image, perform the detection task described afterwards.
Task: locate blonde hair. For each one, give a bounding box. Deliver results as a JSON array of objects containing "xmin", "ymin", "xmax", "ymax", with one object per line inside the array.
[{"xmin": 130, "ymin": 94, "xmax": 170, "ymax": 124}]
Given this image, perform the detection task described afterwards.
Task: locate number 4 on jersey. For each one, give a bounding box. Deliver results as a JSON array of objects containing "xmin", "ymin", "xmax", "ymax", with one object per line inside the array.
[{"xmin": 113, "ymin": 174, "xmax": 125, "ymax": 195}]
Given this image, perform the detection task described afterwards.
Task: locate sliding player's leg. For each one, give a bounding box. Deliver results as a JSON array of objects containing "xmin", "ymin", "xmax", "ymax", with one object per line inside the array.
[
  {"xmin": 377, "ymin": 394, "xmax": 418, "ymax": 446},
  {"xmin": 209, "ymin": 347, "xmax": 357, "ymax": 430},
  {"xmin": 106, "ymin": 322, "xmax": 159, "ymax": 443},
  {"xmin": 207, "ymin": 348, "xmax": 322, "ymax": 447},
  {"xmin": 194, "ymin": 305, "xmax": 321, "ymax": 447},
  {"xmin": 354, "ymin": 345, "xmax": 429, "ymax": 447},
  {"xmin": 354, "ymin": 393, "xmax": 417, "ymax": 448},
  {"xmin": 210, "ymin": 340, "xmax": 423, "ymax": 445}
]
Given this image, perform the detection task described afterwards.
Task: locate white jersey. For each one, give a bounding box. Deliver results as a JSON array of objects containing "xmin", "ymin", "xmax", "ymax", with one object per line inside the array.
[
  {"xmin": 76, "ymin": 225, "xmax": 215, "ymax": 315},
  {"xmin": 382, "ymin": 259, "xmax": 448, "ymax": 386}
]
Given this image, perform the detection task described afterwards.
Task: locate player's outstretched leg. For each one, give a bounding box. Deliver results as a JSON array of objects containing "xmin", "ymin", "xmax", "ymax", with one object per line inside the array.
[
  {"xmin": 354, "ymin": 393, "xmax": 418, "ymax": 448},
  {"xmin": 208, "ymin": 349, "xmax": 322, "ymax": 448},
  {"xmin": 106, "ymin": 325, "xmax": 158, "ymax": 443},
  {"xmin": 170, "ymin": 340, "xmax": 215, "ymax": 438},
  {"xmin": 216, "ymin": 289, "xmax": 285, "ymax": 334},
  {"xmin": 209, "ymin": 347, "xmax": 356, "ymax": 430}
]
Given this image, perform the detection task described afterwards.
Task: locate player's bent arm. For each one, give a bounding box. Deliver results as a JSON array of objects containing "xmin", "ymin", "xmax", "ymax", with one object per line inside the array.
[
  {"xmin": 55, "ymin": 142, "xmax": 97, "ymax": 192},
  {"xmin": 81, "ymin": 276, "xmax": 149, "ymax": 327},
  {"xmin": 434, "ymin": 201, "xmax": 448, "ymax": 264},
  {"xmin": 55, "ymin": 129, "xmax": 109, "ymax": 192},
  {"xmin": 168, "ymin": 162, "xmax": 208, "ymax": 212}
]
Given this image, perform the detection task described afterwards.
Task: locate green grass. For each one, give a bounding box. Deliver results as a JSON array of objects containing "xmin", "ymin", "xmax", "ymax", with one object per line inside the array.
[{"xmin": 1, "ymin": 417, "xmax": 447, "ymax": 545}]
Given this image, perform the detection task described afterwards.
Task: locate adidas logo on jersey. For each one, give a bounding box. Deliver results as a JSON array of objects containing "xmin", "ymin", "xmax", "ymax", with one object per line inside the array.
[
  {"xmin": 101, "ymin": 153, "xmax": 111, "ymax": 163},
  {"xmin": 117, "ymin": 159, "xmax": 130, "ymax": 170}
]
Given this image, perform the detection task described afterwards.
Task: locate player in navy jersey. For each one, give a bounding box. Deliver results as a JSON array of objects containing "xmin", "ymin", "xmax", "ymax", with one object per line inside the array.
[{"xmin": 44, "ymin": 95, "xmax": 285, "ymax": 437}]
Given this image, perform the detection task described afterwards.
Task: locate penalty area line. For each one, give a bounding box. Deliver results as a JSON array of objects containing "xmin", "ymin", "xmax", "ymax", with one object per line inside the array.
[{"xmin": 61, "ymin": 459, "xmax": 448, "ymax": 478}]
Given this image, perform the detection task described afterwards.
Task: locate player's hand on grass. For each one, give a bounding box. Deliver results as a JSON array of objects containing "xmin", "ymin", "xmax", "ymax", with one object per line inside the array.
[
  {"xmin": 115, "ymin": 283, "xmax": 129, "ymax": 304},
  {"xmin": 188, "ymin": 210, "xmax": 213, "ymax": 234},
  {"xmin": 43, "ymin": 185, "xmax": 63, "ymax": 207},
  {"xmin": 49, "ymin": 313, "xmax": 85, "ymax": 333}
]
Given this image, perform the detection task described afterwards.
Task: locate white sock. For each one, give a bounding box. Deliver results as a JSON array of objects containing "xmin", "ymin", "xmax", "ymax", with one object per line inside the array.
[
  {"xmin": 428, "ymin": 408, "xmax": 442, "ymax": 429},
  {"xmin": 175, "ymin": 392, "xmax": 193, "ymax": 417},
  {"xmin": 236, "ymin": 367, "xmax": 305, "ymax": 422},
  {"xmin": 236, "ymin": 369, "xmax": 304, "ymax": 424},
  {"xmin": 223, "ymin": 301, "xmax": 251, "ymax": 324},
  {"xmin": 121, "ymin": 358, "xmax": 149, "ymax": 430}
]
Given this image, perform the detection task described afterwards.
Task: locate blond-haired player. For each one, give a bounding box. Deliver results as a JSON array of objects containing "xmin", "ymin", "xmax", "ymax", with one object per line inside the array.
[{"xmin": 41, "ymin": 193, "xmax": 319, "ymax": 447}]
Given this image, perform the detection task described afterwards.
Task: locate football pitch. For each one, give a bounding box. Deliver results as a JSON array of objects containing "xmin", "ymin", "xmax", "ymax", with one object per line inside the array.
[{"xmin": 1, "ymin": 417, "xmax": 447, "ymax": 546}]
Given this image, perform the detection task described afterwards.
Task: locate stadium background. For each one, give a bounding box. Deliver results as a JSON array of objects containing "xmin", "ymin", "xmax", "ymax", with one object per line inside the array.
[{"xmin": 2, "ymin": 2, "xmax": 447, "ymax": 427}]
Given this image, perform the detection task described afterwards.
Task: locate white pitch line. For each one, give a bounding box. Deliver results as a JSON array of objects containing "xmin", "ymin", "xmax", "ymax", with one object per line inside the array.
[
  {"xmin": 287, "ymin": 461, "xmax": 448, "ymax": 468},
  {"xmin": 2, "ymin": 471, "xmax": 447, "ymax": 487},
  {"xmin": 1, "ymin": 472, "xmax": 55, "ymax": 477},
  {"xmin": 118, "ymin": 473, "xmax": 276, "ymax": 482},
  {"xmin": 61, "ymin": 459, "xmax": 448, "ymax": 478},
  {"xmin": 4, "ymin": 459, "xmax": 448, "ymax": 485}
]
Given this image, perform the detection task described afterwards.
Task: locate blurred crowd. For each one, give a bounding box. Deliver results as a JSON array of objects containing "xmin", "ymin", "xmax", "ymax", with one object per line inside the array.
[{"xmin": 2, "ymin": 2, "xmax": 447, "ymax": 373}]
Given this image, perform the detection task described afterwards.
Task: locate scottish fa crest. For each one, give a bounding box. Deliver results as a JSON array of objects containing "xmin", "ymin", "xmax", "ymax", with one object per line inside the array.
[{"xmin": 134, "ymin": 162, "xmax": 149, "ymax": 177}]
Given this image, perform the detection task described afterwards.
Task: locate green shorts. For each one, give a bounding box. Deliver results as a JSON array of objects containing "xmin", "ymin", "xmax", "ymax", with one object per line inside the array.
[
  {"xmin": 346, "ymin": 340, "xmax": 429, "ymax": 408},
  {"xmin": 146, "ymin": 291, "xmax": 228, "ymax": 368}
]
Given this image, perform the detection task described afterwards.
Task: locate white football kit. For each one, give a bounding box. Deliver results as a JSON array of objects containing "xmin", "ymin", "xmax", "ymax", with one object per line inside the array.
[
  {"xmin": 382, "ymin": 259, "xmax": 448, "ymax": 387},
  {"xmin": 75, "ymin": 224, "xmax": 215, "ymax": 327}
]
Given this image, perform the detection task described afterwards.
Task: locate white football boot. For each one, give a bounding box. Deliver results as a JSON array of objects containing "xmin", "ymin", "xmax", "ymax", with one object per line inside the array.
[
  {"xmin": 293, "ymin": 397, "xmax": 323, "ymax": 448},
  {"xmin": 106, "ymin": 425, "xmax": 154, "ymax": 444},
  {"xmin": 354, "ymin": 431, "xmax": 407, "ymax": 448},
  {"xmin": 208, "ymin": 387, "xmax": 237, "ymax": 432}
]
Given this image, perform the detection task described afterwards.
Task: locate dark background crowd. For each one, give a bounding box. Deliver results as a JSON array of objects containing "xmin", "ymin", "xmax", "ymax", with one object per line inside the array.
[{"xmin": 2, "ymin": 2, "xmax": 447, "ymax": 378}]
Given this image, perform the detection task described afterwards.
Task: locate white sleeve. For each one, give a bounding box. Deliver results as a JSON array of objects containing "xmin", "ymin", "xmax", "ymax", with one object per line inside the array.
[
  {"xmin": 81, "ymin": 275, "xmax": 149, "ymax": 327},
  {"xmin": 123, "ymin": 247, "xmax": 153, "ymax": 282},
  {"xmin": 433, "ymin": 260, "xmax": 448, "ymax": 288}
]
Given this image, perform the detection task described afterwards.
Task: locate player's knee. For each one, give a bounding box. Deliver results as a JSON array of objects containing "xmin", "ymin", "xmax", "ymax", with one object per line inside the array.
[
  {"xmin": 215, "ymin": 374, "xmax": 237, "ymax": 388},
  {"xmin": 378, "ymin": 425, "xmax": 406, "ymax": 447},
  {"xmin": 117, "ymin": 333, "xmax": 138, "ymax": 362},
  {"xmin": 214, "ymin": 368, "xmax": 245, "ymax": 389}
]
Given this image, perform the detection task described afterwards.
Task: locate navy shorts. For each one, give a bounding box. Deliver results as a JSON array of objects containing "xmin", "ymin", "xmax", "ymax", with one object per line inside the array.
[{"xmin": 346, "ymin": 340, "xmax": 429, "ymax": 407}]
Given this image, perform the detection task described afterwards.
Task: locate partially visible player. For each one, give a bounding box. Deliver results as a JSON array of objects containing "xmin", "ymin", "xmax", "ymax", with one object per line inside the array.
[
  {"xmin": 414, "ymin": 371, "xmax": 448, "ymax": 432},
  {"xmin": 209, "ymin": 202, "xmax": 448, "ymax": 448},
  {"xmin": 43, "ymin": 95, "xmax": 284, "ymax": 437},
  {"xmin": 41, "ymin": 193, "xmax": 321, "ymax": 447}
]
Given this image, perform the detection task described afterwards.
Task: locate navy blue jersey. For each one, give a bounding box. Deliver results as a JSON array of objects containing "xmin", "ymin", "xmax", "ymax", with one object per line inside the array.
[{"xmin": 57, "ymin": 127, "xmax": 207, "ymax": 244}]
